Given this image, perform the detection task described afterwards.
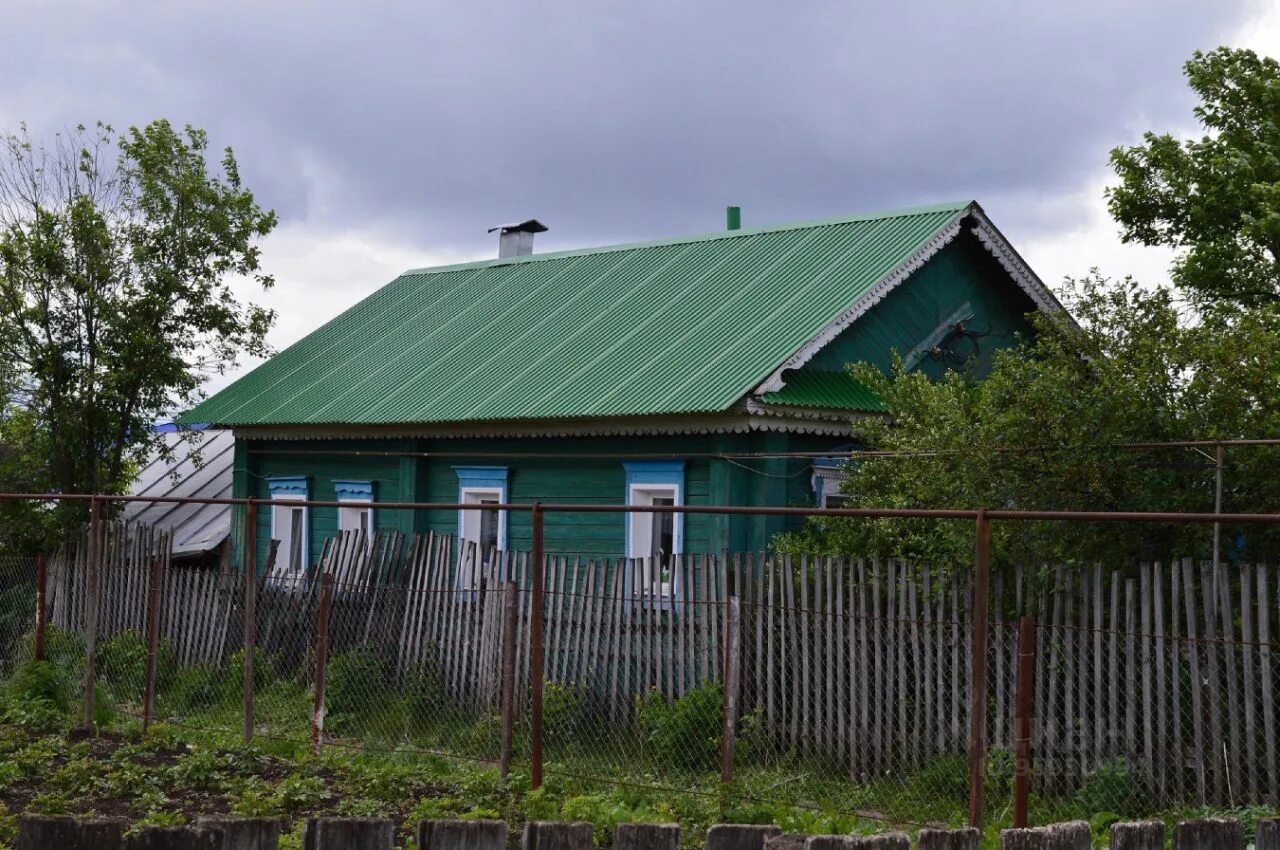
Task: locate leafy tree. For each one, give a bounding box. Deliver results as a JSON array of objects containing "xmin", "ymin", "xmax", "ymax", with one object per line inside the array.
[
  {"xmin": 0, "ymin": 121, "xmax": 276, "ymax": 544},
  {"xmin": 778, "ymin": 46, "xmax": 1280, "ymax": 569},
  {"xmin": 776, "ymin": 274, "xmax": 1280, "ymax": 568},
  {"xmin": 1107, "ymin": 48, "xmax": 1280, "ymax": 308}
]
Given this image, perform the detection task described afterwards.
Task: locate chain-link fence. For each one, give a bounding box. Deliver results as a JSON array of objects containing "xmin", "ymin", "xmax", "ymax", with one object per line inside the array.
[
  {"xmin": 1021, "ymin": 560, "xmax": 1280, "ymax": 821},
  {"xmin": 0, "ymin": 555, "xmax": 40, "ymax": 679},
  {"xmin": 3, "ymin": 509, "xmax": 1280, "ymax": 832}
]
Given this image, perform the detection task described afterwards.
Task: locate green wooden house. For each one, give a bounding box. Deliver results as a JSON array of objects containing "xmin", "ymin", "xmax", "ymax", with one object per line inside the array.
[{"xmin": 182, "ymin": 201, "xmax": 1058, "ymax": 582}]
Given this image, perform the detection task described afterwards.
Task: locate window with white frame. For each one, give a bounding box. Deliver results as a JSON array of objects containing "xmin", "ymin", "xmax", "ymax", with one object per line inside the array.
[
  {"xmin": 624, "ymin": 461, "xmax": 684, "ymax": 599},
  {"xmin": 811, "ymin": 461, "xmax": 848, "ymax": 508},
  {"xmin": 268, "ymin": 476, "xmax": 309, "ymax": 583},
  {"xmin": 454, "ymin": 467, "xmax": 508, "ymax": 590},
  {"xmin": 334, "ymin": 479, "xmax": 374, "ymax": 548}
]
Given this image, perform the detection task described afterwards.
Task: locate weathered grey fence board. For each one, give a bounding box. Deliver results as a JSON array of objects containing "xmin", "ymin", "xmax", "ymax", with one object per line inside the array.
[{"xmin": 1261, "ymin": 563, "xmax": 1278, "ymax": 805}]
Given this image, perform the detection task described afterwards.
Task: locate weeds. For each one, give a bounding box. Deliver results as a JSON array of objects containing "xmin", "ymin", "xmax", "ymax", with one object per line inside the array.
[
  {"xmin": 3, "ymin": 661, "xmax": 71, "ymax": 732},
  {"xmin": 27, "ymin": 792, "xmax": 72, "ymax": 815},
  {"xmin": 1075, "ymin": 758, "xmax": 1147, "ymax": 819},
  {"xmin": 168, "ymin": 746, "xmax": 234, "ymax": 792},
  {"xmin": 274, "ymin": 773, "xmax": 332, "ymax": 813},
  {"xmin": 325, "ymin": 644, "xmax": 390, "ymax": 732},
  {"xmin": 335, "ymin": 796, "xmax": 388, "ymax": 817},
  {"xmin": 128, "ymin": 810, "xmax": 187, "ymax": 833},
  {"xmin": 228, "ymin": 776, "xmax": 283, "ymax": 818},
  {"xmin": 635, "ymin": 681, "xmax": 721, "ymax": 770}
]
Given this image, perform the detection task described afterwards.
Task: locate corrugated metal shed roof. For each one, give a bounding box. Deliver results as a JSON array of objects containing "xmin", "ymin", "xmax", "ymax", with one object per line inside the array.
[
  {"xmin": 124, "ymin": 430, "xmax": 233, "ymax": 557},
  {"xmin": 760, "ymin": 369, "xmax": 884, "ymax": 412},
  {"xmin": 183, "ymin": 201, "xmax": 976, "ymax": 427}
]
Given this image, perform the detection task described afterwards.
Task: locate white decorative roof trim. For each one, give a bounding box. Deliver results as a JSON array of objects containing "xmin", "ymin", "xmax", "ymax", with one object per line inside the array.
[
  {"xmin": 738, "ymin": 398, "xmax": 882, "ymax": 423},
  {"xmin": 968, "ymin": 207, "xmax": 1062, "ymax": 314},
  {"xmin": 752, "ymin": 218, "xmax": 965, "ymax": 395},
  {"xmin": 232, "ymin": 408, "xmax": 864, "ymax": 442}
]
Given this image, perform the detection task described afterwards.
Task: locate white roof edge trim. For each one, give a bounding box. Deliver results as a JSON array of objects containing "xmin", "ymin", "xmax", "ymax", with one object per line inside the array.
[
  {"xmin": 750, "ymin": 206, "xmax": 1064, "ymax": 397},
  {"xmin": 751, "ymin": 218, "xmax": 965, "ymax": 395},
  {"xmin": 968, "ymin": 206, "xmax": 1063, "ymax": 314},
  {"xmin": 231, "ymin": 408, "xmax": 863, "ymax": 442},
  {"xmin": 739, "ymin": 397, "xmax": 884, "ymax": 422}
]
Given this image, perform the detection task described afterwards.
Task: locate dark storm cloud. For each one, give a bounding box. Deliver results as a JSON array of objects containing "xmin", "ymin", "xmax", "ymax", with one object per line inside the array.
[{"xmin": 0, "ymin": 1, "xmax": 1256, "ymax": 256}]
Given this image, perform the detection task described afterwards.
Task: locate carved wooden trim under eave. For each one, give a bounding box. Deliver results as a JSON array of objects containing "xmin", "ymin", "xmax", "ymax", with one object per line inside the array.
[
  {"xmin": 229, "ymin": 407, "xmax": 867, "ymax": 442},
  {"xmin": 967, "ymin": 206, "xmax": 1062, "ymax": 314},
  {"xmin": 751, "ymin": 203, "xmax": 1064, "ymax": 399},
  {"xmin": 751, "ymin": 218, "xmax": 966, "ymax": 395}
]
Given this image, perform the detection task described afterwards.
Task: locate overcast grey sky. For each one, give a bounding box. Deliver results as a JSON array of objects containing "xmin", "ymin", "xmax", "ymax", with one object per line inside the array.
[{"xmin": 2, "ymin": 1, "xmax": 1276, "ymax": 387}]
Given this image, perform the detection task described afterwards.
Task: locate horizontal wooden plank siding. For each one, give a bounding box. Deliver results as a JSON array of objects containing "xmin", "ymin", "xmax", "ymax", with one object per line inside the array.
[
  {"xmin": 247, "ymin": 446, "xmax": 404, "ymax": 569},
  {"xmin": 417, "ymin": 436, "xmax": 719, "ymax": 556},
  {"xmin": 241, "ymin": 432, "xmax": 853, "ymax": 570}
]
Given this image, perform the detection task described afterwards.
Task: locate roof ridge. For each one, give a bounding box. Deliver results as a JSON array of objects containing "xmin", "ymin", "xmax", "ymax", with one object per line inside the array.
[{"xmin": 401, "ymin": 200, "xmax": 976, "ymax": 277}]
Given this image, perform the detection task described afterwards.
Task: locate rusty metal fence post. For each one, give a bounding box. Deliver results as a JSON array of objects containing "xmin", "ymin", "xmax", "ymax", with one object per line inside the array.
[
  {"xmin": 530, "ymin": 503, "xmax": 545, "ymax": 790},
  {"xmin": 499, "ymin": 580, "xmax": 518, "ymax": 781},
  {"xmin": 33, "ymin": 554, "xmax": 47, "ymax": 662},
  {"xmin": 967, "ymin": 508, "xmax": 992, "ymax": 829},
  {"xmin": 720, "ymin": 596, "xmax": 742, "ymax": 800},
  {"xmin": 1013, "ymin": 614, "xmax": 1037, "ymax": 828},
  {"xmin": 81, "ymin": 497, "xmax": 102, "ymax": 729},
  {"xmin": 142, "ymin": 558, "xmax": 165, "ymax": 732},
  {"xmin": 243, "ymin": 500, "xmax": 258, "ymax": 744},
  {"xmin": 312, "ymin": 572, "xmax": 335, "ymax": 756}
]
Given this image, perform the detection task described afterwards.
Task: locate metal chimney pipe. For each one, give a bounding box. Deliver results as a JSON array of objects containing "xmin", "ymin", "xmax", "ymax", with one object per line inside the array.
[
  {"xmin": 726, "ymin": 206, "xmax": 741, "ymax": 231},
  {"xmin": 488, "ymin": 219, "xmax": 548, "ymax": 258}
]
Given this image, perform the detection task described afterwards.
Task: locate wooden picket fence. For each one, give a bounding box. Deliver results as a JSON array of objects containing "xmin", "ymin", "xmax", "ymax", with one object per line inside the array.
[
  {"xmin": 387, "ymin": 535, "xmax": 731, "ymax": 716},
  {"xmin": 309, "ymin": 536, "xmax": 1280, "ymax": 808},
  {"xmin": 47, "ymin": 522, "xmax": 238, "ymax": 667},
  {"xmin": 736, "ymin": 557, "xmax": 1279, "ymax": 807},
  {"xmin": 32, "ymin": 520, "xmax": 1280, "ymax": 808},
  {"xmin": 1015, "ymin": 559, "xmax": 1279, "ymax": 807}
]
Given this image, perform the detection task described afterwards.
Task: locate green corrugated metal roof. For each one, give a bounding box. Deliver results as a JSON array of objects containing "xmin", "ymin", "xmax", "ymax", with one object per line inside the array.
[
  {"xmin": 760, "ymin": 369, "xmax": 884, "ymax": 412},
  {"xmin": 183, "ymin": 201, "xmax": 974, "ymax": 427}
]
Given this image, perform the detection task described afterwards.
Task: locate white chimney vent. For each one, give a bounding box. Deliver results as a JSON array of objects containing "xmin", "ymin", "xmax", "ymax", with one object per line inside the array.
[{"xmin": 488, "ymin": 219, "xmax": 548, "ymax": 258}]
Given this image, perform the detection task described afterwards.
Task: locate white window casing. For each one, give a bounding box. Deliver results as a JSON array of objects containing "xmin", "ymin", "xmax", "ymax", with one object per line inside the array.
[
  {"xmin": 267, "ymin": 476, "xmax": 309, "ymax": 585},
  {"xmin": 334, "ymin": 479, "xmax": 375, "ymax": 550},
  {"xmin": 460, "ymin": 487, "xmax": 505, "ymax": 549},
  {"xmin": 453, "ymin": 467, "xmax": 508, "ymax": 591},
  {"xmin": 623, "ymin": 461, "xmax": 685, "ymax": 600},
  {"xmin": 812, "ymin": 462, "xmax": 848, "ymax": 508}
]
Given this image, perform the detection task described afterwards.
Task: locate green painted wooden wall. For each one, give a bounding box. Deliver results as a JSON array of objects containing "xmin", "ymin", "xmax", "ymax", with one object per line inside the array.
[
  {"xmin": 804, "ymin": 233, "xmax": 1037, "ymax": 379},
  {"xmin": 236, "ymin": 430, "xmax": 856, "ymax": 571},
  {"xmin": 416, "ymin": 435, "xmax": 715, "ymax": 555}
]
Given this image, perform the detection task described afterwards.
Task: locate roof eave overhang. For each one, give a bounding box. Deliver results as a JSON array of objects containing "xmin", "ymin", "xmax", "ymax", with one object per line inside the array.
[
  {"xmin": 749, "ymin": 202, "xmax": 1062, "ymax": 396},
  {"xmin": 738, "ymin": 398, "xmax": 887, "ymax": 421},
  {"xmin": 172, "ymin": 538, "xmax": 229, "ymax": 559},
  {"xmin": 229, "ymin": 405, "xmax": 880, "ymax": 442}
]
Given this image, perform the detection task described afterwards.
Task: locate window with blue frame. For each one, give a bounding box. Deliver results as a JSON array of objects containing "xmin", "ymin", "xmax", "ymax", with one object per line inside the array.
[
  {"xmin": 623, "ymin": 461, "xmax": 684, "ymax": 598},
  {"xmin": 454, "ymin": 466, "xmax": 508, "ymax": 589},
  {"xmin": 334, "ymin": 479, "xmax": 374, "ymax": 548},
  {"xmin": 811, "ymin": 460, "xmax": 848, "ymax": 508},
  {"xmin": 267, "ymin": 476, "xmax": 309, "ymax": 582}
]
